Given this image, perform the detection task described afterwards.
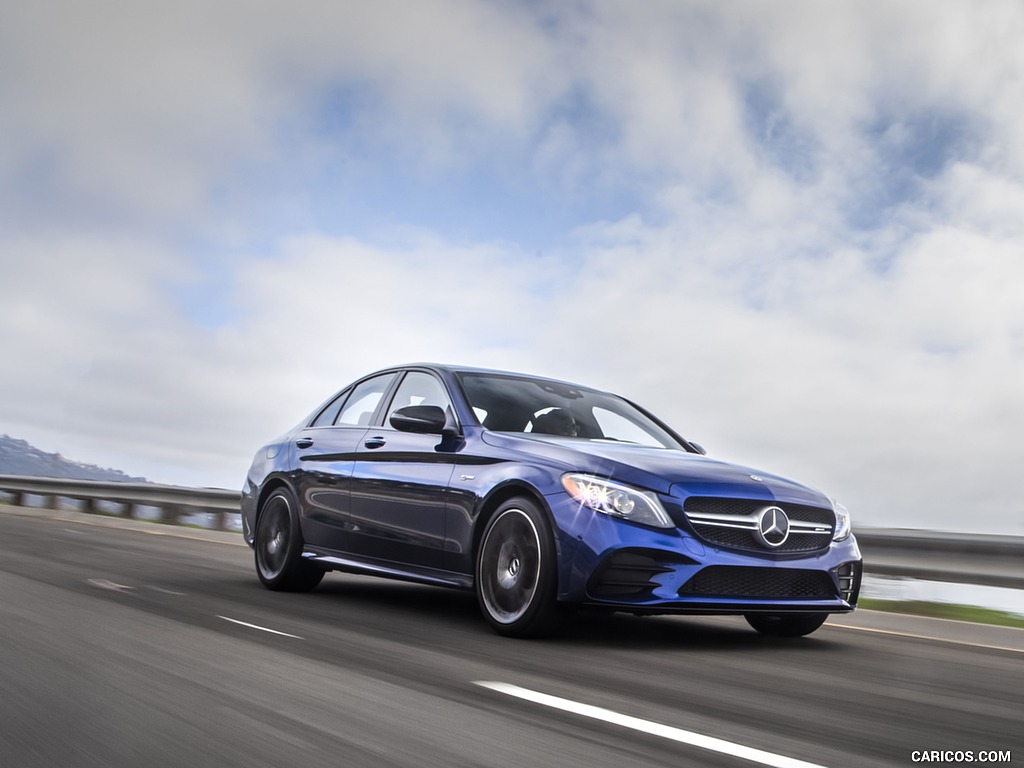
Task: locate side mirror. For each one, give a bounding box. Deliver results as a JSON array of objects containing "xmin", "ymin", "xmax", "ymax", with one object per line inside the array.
[{"xmin": 390, "ymin": 405, "xmax": 454, "ymax": 435}]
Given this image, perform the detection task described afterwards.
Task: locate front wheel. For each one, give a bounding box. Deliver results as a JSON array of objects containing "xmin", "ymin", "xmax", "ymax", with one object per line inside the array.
[
  {"xmin": 255, "ymin": 487, "xmax": 324, "ymax": 592},
  {"xmin": 476, "ymin": 498, "xmax": 562, "ymax": 638},
  {"xmin": 745, "ymin": 612, "xmax": 828, "ymax": 637}
]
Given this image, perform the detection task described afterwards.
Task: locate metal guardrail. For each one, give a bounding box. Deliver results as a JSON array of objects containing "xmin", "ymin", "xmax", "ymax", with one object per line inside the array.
[
  {"xmin": 0, "ymin": 474, "xmax": 241, "ymax": 531},
  {"xmin": 855, "ymin": 528, "xmax": 1023, "ymax": 590},
  {"xmin": 0, "ymin": 475, "xmax": 1020, "ymax": 589}
]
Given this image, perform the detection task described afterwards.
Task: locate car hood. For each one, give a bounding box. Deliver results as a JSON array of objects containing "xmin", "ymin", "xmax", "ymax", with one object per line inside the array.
[{"xmin": 482, "ymin": 432, "xmax": 829, "ymax": 507}]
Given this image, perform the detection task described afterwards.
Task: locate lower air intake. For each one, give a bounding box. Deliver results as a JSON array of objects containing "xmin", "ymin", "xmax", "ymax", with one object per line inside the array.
[
  {"xmin": 679, "ymin": 566, "xmax": 838, "ymax": 600},
  {"xmin": 588, "ymin": 549, "xmax": 695, "ymax": 600},
  {"xmin": 835, "ymin": 561, "xmax": 862, "ymax": 604}
]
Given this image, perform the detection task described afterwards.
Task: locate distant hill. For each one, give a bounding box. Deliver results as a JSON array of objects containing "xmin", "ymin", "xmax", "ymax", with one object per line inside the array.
[{"xmin": 0, "ymin": 435, "xmax": 148, "ymax": 483}]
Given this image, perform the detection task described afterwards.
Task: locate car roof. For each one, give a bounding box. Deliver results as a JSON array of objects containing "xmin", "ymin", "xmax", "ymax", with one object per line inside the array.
[{"xmin": 378, "ymin": 363, "xmax": 605, "ymax": 392}]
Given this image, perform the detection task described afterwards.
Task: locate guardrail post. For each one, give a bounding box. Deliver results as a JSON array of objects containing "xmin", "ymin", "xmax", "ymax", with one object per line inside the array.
[{"xmin": 163, "ymin": 505, "xmax": 183, "ymax": 526}]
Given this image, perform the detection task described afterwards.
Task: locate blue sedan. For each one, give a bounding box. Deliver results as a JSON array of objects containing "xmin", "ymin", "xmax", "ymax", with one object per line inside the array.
[{"xmin": 241, "ymin": 364, "xmax": 861, "ymax": 637}]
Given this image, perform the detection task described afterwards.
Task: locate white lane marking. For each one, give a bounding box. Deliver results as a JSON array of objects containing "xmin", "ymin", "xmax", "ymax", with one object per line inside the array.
[
  {"xmin": 88, "ymin": 578, "xmax": 135, "ymax": 592},
  {"xmin": 146, "ymin": 585, "xmax": 187, "ymax": 596},
  {"xmin": 474, "ymin": 681, "xmax": 827, "ymax": 768},
  {"xmin": 828, "ymin": 622, "xmax": 1024, "ymax": 655},
  {"xmin": 217, "ymin": 616, "xmax": 303, "ymax": 639}
]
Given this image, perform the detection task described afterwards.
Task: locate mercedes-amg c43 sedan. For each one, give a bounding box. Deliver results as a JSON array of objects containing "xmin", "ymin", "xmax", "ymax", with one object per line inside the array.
[{"xmin": 241, "ymin": 364, "xmax": 861, "ymax": 637}]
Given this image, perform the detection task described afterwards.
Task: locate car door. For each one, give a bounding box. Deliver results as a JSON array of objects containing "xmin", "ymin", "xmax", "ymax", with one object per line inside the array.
[
  {"xmin": 347, "ymin": 370, "xmax": 458, "ymax": 569},
  {"xmin": 293, "ymin": 372, "xmax": 397, "ymax": 552}
]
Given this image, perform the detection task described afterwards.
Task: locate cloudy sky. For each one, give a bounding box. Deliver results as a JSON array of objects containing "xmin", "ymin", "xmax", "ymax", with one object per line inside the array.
[{"xmin": 2, "ymin": 1, "xmax": 1022, "ymax": 534}]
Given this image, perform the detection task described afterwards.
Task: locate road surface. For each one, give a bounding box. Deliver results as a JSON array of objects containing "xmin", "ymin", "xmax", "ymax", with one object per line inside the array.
[{"xmin": 1, "ymin": 505, "xmax": 1020, "ymax": 767}]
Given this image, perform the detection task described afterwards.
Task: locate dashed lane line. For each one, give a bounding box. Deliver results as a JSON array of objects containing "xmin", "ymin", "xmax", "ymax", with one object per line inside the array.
[
  {"xmin": 217, "ymin": 615, "xmax": 303, "ymax": 639},
  {"xmin": 87, "ymin": 578, "xmax": 135, "ymax": 592}
]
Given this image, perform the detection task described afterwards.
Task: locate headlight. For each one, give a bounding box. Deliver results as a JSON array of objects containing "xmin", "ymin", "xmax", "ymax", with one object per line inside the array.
[
  {"xmin": 832, "ymin": 499, "xmax": 852, "ymax": 541},
  {"xmin": 562, "ymin": 473, "xmax": 674, "ymax": 529}
]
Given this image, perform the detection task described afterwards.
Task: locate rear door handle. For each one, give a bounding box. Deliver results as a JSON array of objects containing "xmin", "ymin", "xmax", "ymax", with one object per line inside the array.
[
  {"xmin": 363, "ymin": 437, "xmax": 386, "ymax": 449},
  {"xmin": 295, "ymin": 438, "xmax": 314, "ymax": 449}
]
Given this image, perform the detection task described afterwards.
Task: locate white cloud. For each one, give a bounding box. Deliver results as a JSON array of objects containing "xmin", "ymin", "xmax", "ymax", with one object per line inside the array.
[{"xmin": 2, "ymin": 1, "xmax": 1023, "ymax": 534}]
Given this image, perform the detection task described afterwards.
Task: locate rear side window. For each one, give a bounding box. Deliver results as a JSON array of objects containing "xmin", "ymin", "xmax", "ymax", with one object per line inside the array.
[
  {"xmin": 310, "ymin": 389, "xmax": 350, "ymax": 427},
  {"xmin": 336, "ymin": 373, "xmax": 395, "ymax": 427}
]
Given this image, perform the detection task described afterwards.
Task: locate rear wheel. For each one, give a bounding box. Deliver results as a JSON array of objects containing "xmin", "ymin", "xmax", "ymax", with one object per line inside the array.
[
  {"xmin": 476, "ymin": 498, "xmax": 562, "ymax": 638},
  {"xmin": 255, "ymin": 487, "xmax": 324, "ymax": 592},
  {"xmin": 745, "ymin": 612, "xmax": 828, "ymax": 637}
]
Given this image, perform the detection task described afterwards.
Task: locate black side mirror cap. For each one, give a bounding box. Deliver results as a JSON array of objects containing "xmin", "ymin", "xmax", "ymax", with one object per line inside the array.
[{"xmin": 390, "ymin": 405, "xmax": 452, "ymax": 435}]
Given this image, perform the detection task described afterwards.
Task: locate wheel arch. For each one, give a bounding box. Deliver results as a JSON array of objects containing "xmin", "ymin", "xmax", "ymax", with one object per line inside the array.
[
  {"xmin": 254, "ymin": 475, "xmax": 298, "ymax": 528},
  {"xmin": 471, "ymin": 481, "xmax": 557, "ymax": 578}
]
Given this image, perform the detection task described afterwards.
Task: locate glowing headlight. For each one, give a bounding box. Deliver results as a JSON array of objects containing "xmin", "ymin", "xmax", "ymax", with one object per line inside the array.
[
  {"xmin": 832, "ymin": 499, "xmax": 852, "ymax": 541},
  {"xmin": 562, "ymin": 474, "xmax": 674, "ymax": 529}
]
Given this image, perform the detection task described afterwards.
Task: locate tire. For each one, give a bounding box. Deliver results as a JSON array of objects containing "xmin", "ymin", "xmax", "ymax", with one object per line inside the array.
[
  {"xmin": 254, "ymin": 487, "xmax": 324, "ymax": 592},
  {"xmin": 745, "ymin": 612, "xmax": 828, "ymax": 637},
  {"xmin": 476, "ymin": 497, "xmax": 562, "ymax": 638}
]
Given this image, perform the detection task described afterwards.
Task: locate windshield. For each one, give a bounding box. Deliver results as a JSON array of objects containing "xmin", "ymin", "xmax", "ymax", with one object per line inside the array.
[{"xmin": 456, "ymin": 372, "xmax": 684, "ymax": 449}]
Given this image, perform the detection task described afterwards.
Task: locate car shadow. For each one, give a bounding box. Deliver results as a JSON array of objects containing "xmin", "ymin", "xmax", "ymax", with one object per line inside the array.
[
  {"xmin": 558, "ymin": 610, "xmax": 842, "ymax": 652},
  {"xmin": 303, "ymin": 574, "xmax": 846, "ymax": 653}
]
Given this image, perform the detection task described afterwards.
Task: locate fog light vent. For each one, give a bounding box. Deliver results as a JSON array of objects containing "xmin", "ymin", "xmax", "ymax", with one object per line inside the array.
[
  {"xmin": 588, "ymin": 549, "xmax": 694, "ymax": 600},
  {"xmin": 835, "ymin": 561, "xmax": 862, "ymax": 604}
]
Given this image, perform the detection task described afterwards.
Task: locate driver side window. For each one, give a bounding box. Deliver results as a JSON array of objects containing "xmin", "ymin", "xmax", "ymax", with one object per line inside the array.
[{"xmin": 385, "ymin": 372, "xmax": 453, "ymax": 426}]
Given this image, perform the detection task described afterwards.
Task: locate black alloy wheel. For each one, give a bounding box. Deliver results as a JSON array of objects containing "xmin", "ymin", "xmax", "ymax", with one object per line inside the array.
[
  {"xmin": 255, "ymin": 487, "xmax": 324, "ymax": 592},
  {"xmin": 476, "ymin": 497, "xmax": 562, "ymax": 638}
]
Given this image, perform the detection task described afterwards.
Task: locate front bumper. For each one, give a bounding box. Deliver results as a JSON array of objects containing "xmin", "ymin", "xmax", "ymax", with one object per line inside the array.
[{"xmin": 548, "ymin": 492, "xmax": 862, "ymax": 615}]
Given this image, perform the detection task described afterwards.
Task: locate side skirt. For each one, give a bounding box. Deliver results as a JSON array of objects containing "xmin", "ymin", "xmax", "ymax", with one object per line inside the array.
[{"xmin": 302, "ymin": 551, "xmax": 474, "ymax": 590}]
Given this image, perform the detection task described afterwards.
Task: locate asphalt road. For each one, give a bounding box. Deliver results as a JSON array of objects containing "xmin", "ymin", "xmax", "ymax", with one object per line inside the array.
[{"xmin": 1, "ymin": 505, "xmax": 1021, "ymax": 768}]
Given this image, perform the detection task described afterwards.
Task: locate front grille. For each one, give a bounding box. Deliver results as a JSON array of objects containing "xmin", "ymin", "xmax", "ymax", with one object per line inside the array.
[
  {"xmin": 588, "ymin": 549, "xmax": 695, "ymax": 600},
  {"xmin": 679, "ymin": 566, "xmax": 838, "ymax": 600},
  {"xmin": 683, "ymin": 497, "xmax": 835, "ymax": 554}
]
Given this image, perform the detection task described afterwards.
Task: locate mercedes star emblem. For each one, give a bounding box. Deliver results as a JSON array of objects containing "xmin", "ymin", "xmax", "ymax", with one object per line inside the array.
[{"xmin": 755, "ymin": 506, "xmax": 790, "ymax": 548}]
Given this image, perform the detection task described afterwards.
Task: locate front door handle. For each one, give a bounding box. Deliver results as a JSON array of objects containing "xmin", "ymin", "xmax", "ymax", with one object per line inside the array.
[
  {"xmin": 364, "ymin": 437, "xmax": 386, "ymax": 449},
  {"xmin": 296, "ymin": 438, "xmax": 314, "ymax": 449}
]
